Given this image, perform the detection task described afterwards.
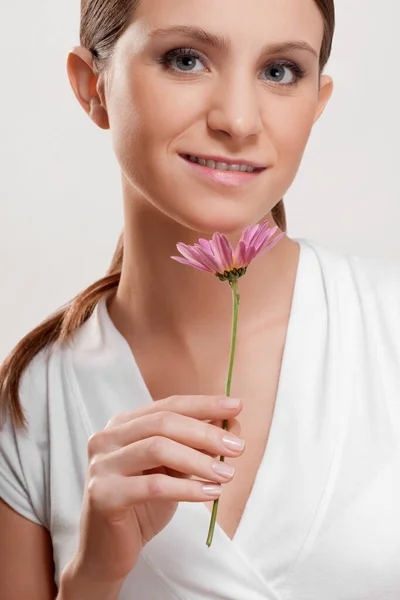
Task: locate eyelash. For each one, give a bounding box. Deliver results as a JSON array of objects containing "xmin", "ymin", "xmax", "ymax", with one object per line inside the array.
[{"xmin": 156, "ymin": 47, "xmax": 308, "ymax": 87}]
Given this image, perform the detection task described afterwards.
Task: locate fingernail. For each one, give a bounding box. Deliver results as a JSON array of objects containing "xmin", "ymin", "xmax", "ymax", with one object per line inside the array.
[
  {"xmin": 220, "ymin": 397, "xmax": 240, "ymax": 408},
  {"xmin": 222, "ymin": 433, "xmax": 246, "ymax": 452},
  {"xmin": 203, "ymin": 484, "xmax": 222, "ymax": 497},
  {"xmin": 212, "ymin": 461, "xmax": 235, "ymax": 479}
]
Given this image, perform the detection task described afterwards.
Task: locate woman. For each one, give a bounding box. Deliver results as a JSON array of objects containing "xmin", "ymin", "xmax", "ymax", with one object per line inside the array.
[{"xmin": 2, "ymin": 0, "xmax": 400, "ymax": 598}]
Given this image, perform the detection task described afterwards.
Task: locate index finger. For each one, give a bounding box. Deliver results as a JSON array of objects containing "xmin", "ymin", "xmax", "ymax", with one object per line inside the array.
[{"xmin": 104, "ymin": 395, "xmax": 242, "ymax": 430}]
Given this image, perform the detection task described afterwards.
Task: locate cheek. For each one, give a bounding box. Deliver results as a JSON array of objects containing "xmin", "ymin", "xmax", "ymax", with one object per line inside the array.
[
  {"xmin": 106, "ymin": 75, "xmax": 173, "ymax": 183},
  {"xmin": 112, "ymin": 70, "xmax": 205, "ymax": 154},
  {"xmin": 268, "ymin": 96, "xmax": 317, "ymax": 161}
]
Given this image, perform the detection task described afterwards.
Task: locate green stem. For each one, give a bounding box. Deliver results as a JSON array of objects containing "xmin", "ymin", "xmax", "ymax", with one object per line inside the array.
[{"xmin": 206, "ymin": 279, "xmax": 240, "ymax": 547}]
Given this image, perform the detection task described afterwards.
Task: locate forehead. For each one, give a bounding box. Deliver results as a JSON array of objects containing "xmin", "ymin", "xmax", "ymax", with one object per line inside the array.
[{"xmin": 130, "ymin": 0, "xmax": 324, "ymax": 51}]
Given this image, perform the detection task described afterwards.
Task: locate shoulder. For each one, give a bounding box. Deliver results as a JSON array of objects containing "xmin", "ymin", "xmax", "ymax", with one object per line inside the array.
[
  {"xmin": 298, "ymin": 238, "xmax": 400, "ymax": 346},
  {"xmin": 298, "ymin": 239, "xmax": 400, "ymax": 375},
  {"xmin": 9, "ymin": 340, "xmax": 68, "ymax": 437},
  {"xmin": 0, "ymin": 325, "xmax": 90, "ymax": 527},
  {"xmin": 0, "ymin": 346, "xmax": 54, "ymax": 526},
  {"xmin": 4, "ymin": 293, "xmax": 118, "ymax": 441},
  {"xmin": 0, "ymin": 344, "xmax": 54, "ymax": 445},
  {"xmin": 300, "ymin": 238, "xmax": 400, "ymax": 304},
  {"xmin": 300, "ymin": 238, "xmax": 400, "ymax": 373}
]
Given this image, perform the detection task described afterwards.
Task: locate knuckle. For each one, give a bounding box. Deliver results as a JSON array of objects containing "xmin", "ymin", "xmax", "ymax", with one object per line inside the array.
[
  {"xmin": 189, "ymin": 479, "xmax": 201, "ymax": 499},
  {"xmin": 200, "ymin": 452, "xmax": 211, "ymax": 473},
  {"xmin": 88, "ymin": 454, "xmax": 104, "ymax": 479},
  {"xmin": 86, "ymin": 476, "xmax": 105, "ymax": 509},
  {"xmin": 87, "ymin": 432, "xmax": 104, "ymax": 458},
  {"xmin": 105, "ymin": 414, "xmax": 124, "ymax": 429},
  {"xmin": 86, "ymin": 475, "xmax": 120, "ymax": 515},
  {"xmin": 160, "ymin": 395, "xmax": 176, "ymax": 408},
  {"xmin": 201, "ymin": 422, "xmax": 214, "ymax": 447},
  {"xmin": 147, "ymin": 436, "xmax": 165, "ymax": 458},
  {"xmin": 147, "ymin": 474, "xmax": 165, "ymax": 498},
  {"xmin": 153, "ymin": 410, "xmax": 174, "ymax": 433},
  {"xmin": 104, "ymin": 417, "xmax": 117, "ymax": 430},
  {"xmin": 215, "ymin": 396, "xmax": 225, "ymax": 409},
  {"xmin": 186, "ymin": 478, "xmax": 202, "ymax": 500}
]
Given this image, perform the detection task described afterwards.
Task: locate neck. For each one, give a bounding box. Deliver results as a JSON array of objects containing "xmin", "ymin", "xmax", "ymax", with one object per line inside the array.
[{"xmin": 108, "ymin": 193, "xmax": 300, "ymax": 348}]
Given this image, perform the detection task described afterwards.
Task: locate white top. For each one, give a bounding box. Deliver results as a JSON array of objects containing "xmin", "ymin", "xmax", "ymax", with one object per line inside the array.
[{"xmin": 2, "ymin": 238, "xmax": 400, "ymax": 600}]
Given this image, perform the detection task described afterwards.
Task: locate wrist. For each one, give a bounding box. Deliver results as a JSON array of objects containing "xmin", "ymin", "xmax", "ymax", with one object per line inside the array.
[{"xmin": 58, "ymin": 560, "xmax": 124, "ymax": 600}]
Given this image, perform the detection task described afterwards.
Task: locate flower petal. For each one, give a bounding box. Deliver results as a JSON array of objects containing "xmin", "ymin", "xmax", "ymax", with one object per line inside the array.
[
  {"xmin": 235, "ymin": 224, "xmax": 267, "ymax": 264},
  {"xmin": 212, "ymin": 232, "xmax": 234, "ymax": 272},
  {"xmin": 244, "ymin": 244, "xmax": 258, "ymax": 264},
  {"xmin": 256, "ymin": 231, "xmax": 286, "ymax": 258},
  {"xmin": 241, "ymin": 223, "xmax": 260, "ymax": 247},
  {"xmin": 175, "ymin": 243, "xmax": 217, "ymax": 272},
  {"xmin": 197, "ymin": 238, "xmax": 223, "ymax": 266},
  {"xmin": 174, "ymin": 244, "xmax": 210, "ymax": 267},
  {"xmin": 198, "ymin": 238, "xmax": 214, "ymax": 253},
  {"xmin": 233, "ymin": 240, "xmax": 247, "ymax": 267},
  {"xmin": 253, "ymin": 225, "xmax": 278, "ymax": 253},
  {"xmin": 191, "ymin": 247, "xmax": 222, "ymax": 272},
  {"xmin": 171, "ymin": 256, "xmax": 211, "ymax": 272},
  {"xmin": 175, "ymin": 242, "xmax": 201, "ymax": 261},
  {"xmin": 249, "ymin": 221, "xmax": 273, "ymax": 250},
  {"xmin": 235, "ymin": 226, "xmax": 284, "ymax": 266}
]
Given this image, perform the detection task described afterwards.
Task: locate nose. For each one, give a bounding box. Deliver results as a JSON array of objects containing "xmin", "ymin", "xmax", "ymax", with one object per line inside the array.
[{"xmin": 207, "ymin": 72, "xmax": 263, "ymax": 141}]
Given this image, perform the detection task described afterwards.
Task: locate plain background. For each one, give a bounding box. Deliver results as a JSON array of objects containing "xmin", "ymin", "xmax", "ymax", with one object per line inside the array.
[{"xmin": 0, "ymin": 0, "xmax": 399, "ymax": 360}]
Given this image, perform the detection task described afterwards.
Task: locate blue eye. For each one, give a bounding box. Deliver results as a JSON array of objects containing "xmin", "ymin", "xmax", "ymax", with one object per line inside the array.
[
  {"xmin": 262, "ymin": 62, "xmax": 306, "ymax": 86},
  {"xmin": 157, "ymin": 49, "xmax": 307, "ymax": 87},
  {"xmin": 159, "ymin": 48, "xmax": 205, "ymax": 73}
]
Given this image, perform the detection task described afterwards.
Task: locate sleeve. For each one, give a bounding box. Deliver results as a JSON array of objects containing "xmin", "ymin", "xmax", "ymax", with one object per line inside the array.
[{"xmin": 0, "ymin": 350, "xmax": 50, "ymax": 528}]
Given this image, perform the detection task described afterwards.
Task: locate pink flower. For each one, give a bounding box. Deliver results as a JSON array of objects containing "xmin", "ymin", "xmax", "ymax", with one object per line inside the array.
[{"xmin": 171, "ymin": 220, "xmax": 285, "ymax": 282}]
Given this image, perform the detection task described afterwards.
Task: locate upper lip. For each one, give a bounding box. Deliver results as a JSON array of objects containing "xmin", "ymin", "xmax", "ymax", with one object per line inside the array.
[{"xmin": 181, "ymin": 153, "xmax": 267, "ymax": 169}]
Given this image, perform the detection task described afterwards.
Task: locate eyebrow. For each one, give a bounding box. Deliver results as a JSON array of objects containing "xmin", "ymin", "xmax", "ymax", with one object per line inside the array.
[{"xmin": 148, "ymin": 25, "xmax": 319, "ymax": 59}]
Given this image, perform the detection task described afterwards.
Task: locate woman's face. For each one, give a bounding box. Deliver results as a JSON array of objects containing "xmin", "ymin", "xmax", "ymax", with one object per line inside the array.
[{"xmin": 88, "ymin": 0, "xmax": 333, "ymax": 234}]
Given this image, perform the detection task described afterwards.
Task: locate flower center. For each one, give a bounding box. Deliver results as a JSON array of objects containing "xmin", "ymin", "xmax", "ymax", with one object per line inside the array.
[{"xmin": 216, "ymin": 266, "xmax": 248, "ymax": 282}]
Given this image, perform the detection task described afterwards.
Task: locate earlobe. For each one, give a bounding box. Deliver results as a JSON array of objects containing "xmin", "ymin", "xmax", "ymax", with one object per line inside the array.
[
  {"xmin": 66, "ymin": 47, "xmax": 110, "ymax": 130},
  {"xmin": 314, "ymin": 75, "xmax": 334, "ymax": 124}
]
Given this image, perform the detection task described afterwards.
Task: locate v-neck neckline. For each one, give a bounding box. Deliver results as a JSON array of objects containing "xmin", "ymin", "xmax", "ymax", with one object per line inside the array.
[{"xmin": 99, "ymin": 238, "xmax": 310, "ymax": 546}]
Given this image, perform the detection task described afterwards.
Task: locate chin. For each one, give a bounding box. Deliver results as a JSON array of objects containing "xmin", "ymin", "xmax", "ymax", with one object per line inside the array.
[
  {"xmin": 155, "ymin": 169, "xmax": 279, "ymax": 236},
  {"xmin": 166, "ymin": 201, "xmax": 271, "ymax": 237}
]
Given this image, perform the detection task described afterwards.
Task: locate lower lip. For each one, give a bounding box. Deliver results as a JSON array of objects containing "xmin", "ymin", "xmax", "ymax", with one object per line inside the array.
[{"xmin": 180, "ymin": 155, "xmax": 266, "ymax": 187}]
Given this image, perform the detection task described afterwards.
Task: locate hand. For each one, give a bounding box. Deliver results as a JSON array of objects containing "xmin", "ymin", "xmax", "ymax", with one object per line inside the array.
[{"xmin": 66, "ymin": 395, "xmax": 245, "ymax": 586}]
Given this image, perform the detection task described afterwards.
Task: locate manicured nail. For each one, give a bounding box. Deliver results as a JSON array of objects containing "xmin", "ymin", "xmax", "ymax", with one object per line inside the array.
[
  {"xmin": 222, "ymin": 433, "xmax": 246, "ymax": 452},
  {"xmin": 220, "ymin": 397, "xmax": 240, "ymax": 408},
  {"xmin": 203, "ymin": 484, "xmax": 222, "ymax": 497},
  {"xmin": 212, "ymin": 461, "xmax": 235, "ymax": 479}
]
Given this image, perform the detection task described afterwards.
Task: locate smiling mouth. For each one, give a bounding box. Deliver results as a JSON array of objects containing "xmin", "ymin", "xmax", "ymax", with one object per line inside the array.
[{"xmin": 180, "ymin": 154, "xmax": 265, "ymax": 173}]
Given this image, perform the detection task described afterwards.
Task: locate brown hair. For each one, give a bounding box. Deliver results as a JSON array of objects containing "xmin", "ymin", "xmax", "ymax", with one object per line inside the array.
[{"xmin": 0, "ymin": 0, "xmax": 335, "ymax": 430}]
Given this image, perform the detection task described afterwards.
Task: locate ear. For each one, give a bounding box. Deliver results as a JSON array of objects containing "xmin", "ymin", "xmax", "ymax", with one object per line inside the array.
[
  {"xmin": 66, "ymin": 46, "xmax": 110, "ymax": 130},
  {"xmin": 313, "ymin": 74, "xmax": 334, "ymax": 124}
]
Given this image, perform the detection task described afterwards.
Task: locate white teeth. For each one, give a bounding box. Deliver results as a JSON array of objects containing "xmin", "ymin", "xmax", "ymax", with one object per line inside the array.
[{"xmin": 186, "ymin": 155, "xmax": 256, "ymax": 172}]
